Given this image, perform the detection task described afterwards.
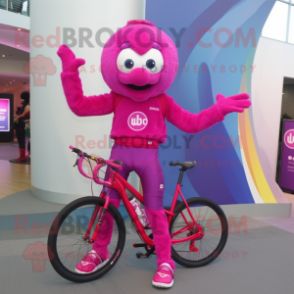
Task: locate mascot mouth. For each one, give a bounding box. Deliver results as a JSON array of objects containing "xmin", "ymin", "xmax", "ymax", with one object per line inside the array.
[{"xmin": 126, "ymin": 84, "xmax": 152, "ymax": 91}]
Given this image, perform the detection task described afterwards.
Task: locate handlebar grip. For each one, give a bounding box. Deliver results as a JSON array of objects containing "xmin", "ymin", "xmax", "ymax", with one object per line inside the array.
[{"xmin": 69, "ymin": 145, "xmax": 83, "ymax": 155}]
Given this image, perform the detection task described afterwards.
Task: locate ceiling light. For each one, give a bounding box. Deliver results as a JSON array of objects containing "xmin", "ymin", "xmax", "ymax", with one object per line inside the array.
[{"xmin": 2, "ymin": 55, "xmax": 5, "ymax": 57}]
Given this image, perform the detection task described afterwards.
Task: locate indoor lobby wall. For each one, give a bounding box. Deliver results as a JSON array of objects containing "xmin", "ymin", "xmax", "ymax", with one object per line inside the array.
[
  {"xmin": 0, "ymin": 8, "xmax": 29, "ymax": 30},
  {"xmin": 0, "ymin": 59, "xmax": 27, "ymax": 75}
]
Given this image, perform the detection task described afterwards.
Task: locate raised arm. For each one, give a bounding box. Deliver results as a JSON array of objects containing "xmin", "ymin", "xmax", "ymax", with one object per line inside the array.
[
  {"xmin": 164, "ymin": 93, "xmax": 251, "ymax": 133},
  {"xmin": 57, "ymin": 45, "xmax": 114, "ymax": 117}
]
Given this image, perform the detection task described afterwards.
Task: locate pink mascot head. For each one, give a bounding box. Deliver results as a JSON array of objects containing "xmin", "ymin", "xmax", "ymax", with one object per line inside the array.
[{"xmin": 101, "ymin": 20, "xmax": 178, "ymax": 102}]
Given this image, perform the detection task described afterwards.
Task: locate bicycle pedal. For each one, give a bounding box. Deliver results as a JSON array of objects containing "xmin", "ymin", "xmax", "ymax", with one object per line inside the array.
[
  {"xmin": 136, "ymin": 252, "xmax": 148, "ymax": 259},
  {"xmin": 133, "ymin": 243, "xmax": 145, "ymax": 248}
]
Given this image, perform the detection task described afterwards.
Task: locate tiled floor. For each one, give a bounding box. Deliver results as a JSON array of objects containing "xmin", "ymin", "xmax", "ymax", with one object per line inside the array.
[{"xmin": 0, "ymin": 143, "xmax": 31, "ymax": 200}]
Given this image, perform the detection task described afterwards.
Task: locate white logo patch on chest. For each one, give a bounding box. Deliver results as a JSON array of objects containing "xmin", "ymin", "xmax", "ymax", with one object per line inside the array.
[
  {"xmin": 127, "ymin": 111, "xmax": 148, "ymax": 131},
  {"xmin": 149, "ymin": 107, "xmax": 160, "ymax": 111}
]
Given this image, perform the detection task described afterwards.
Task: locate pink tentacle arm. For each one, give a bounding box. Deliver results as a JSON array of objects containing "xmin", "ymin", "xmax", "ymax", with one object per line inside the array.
[
  {"xmin": 164, "ymin": 93, "xmax": 251, "ymax": 133},
  {"xmin": 57, "ymin": 44, "xmax": 114, "ymax": 117}
]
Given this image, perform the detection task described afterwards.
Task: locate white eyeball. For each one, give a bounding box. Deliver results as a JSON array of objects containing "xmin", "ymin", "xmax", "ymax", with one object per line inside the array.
[
  {"xmin": 116, "ymin": 48, "xmax": 164, "ymax": 74},
  {"xmin": 142, "ymin": 49, "xmax": 164, "ymax": 74},
  {"xmin": 117, "ymin": 48, "xmax": 141, "ymax": 73}
]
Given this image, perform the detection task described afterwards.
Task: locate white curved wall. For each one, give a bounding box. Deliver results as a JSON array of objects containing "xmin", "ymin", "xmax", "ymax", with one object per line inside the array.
[
  {"xmin": 252, "ymin": 37, "xmax": 294, "ymax": 179},
  {"xmin": 30, "ymin": 0, "xmax": 145, "ymax": 203}
]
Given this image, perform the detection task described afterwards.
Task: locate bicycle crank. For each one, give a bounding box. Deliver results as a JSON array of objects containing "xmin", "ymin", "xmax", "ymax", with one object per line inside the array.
[{"xmin": 135, "ymin": 245, "xmax": 155, "ymax": 259}]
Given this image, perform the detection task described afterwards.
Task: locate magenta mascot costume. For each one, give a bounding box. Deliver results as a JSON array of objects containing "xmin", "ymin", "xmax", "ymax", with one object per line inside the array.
[{"xmin": 57, "ymin": 20, "xmax": 251, "ymax": 288}]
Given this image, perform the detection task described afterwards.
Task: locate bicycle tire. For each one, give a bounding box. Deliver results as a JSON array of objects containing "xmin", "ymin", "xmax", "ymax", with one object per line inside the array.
[
  {"xmin": 47, "ymin": 197, "xmax": 126, "ymax": 283},
  {"xmin": 170, "ymin": 197, "xmax": 228, "ymax": 267}
]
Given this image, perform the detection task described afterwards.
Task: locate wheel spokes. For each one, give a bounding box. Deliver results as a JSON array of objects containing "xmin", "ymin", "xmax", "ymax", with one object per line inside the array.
[{"xmin": 171, "ymin": 203, "xmax": 224, "ymax": 263}]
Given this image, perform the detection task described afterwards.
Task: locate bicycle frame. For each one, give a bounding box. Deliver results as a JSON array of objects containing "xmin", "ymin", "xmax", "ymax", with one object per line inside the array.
[{"xmin": 84, "ymin": 168, "xmax": 204, "ymax": 248}]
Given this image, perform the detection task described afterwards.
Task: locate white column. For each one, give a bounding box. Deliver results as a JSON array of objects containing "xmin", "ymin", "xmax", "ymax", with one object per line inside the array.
[{"xmin": 30, "ymin": 0, "xmax": 145, "ymax": 204}]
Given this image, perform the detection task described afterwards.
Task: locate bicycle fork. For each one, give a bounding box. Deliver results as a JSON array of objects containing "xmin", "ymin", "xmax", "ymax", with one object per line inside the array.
[{"xmin": 83, "ymin": 188, "xmax": 110, "ymax": 244}]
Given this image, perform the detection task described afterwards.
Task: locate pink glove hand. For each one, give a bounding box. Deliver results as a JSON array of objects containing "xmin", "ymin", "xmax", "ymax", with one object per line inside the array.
[
  {"xmin": 57, "ymin": 44, "xmax": 85, "ymax": 72},
  {"xmin": 216, "ymin": 93, "xmax": 251, "ymax": 116}
]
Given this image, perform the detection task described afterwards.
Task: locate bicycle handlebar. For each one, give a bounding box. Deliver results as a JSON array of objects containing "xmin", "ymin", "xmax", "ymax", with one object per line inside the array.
[{"xmin": 69, "ymin": 145, "xmax": 122, "ymax": 186}]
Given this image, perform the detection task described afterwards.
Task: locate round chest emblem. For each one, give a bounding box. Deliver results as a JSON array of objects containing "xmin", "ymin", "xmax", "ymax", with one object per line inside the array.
[{"xmin": 127, "ymin": 112, "xmax": 148, "ymax": 131}]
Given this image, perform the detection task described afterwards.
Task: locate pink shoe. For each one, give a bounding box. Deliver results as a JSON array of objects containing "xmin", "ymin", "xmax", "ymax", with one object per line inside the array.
[
  {"xmin": 152, "ymin": 263, "xmax": 174, "ymax": 288},
  {"xmin": 74, "ymin": 250, "xmax": 108, "ymax": 274}
]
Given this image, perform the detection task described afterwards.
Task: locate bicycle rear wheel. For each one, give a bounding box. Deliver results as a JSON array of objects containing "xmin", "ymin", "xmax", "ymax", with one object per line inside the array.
[
  {"xmin": 47, "ymin": 197, "xmax": 126, "ymax": 282},
  {"xmin": 170, "ymin": 197, "xmax": 228, "ymax": 267}
]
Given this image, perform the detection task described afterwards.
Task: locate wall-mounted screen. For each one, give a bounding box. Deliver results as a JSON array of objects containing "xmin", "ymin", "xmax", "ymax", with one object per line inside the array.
[
  {"xmin": 0, "ymin": 98, "xmax": 10, "ymax": 132},
  {"xmin": 279, "ymin": 119, "xmax": 294, "ymax": 192}
]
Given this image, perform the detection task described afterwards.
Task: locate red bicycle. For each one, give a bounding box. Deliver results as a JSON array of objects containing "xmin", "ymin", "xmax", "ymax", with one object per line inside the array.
[{"xmin": 47, "ymin": 146, "xmax": 228, "ymax": 283}]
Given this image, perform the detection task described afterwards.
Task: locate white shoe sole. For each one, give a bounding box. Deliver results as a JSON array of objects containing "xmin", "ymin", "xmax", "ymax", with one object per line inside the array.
[
  {"xmin": 152, "ymin": 280, "xmax": 174, "ymax": 288},
  {"xmin": 74, "ymin": 259, "xmax": 109, "ymax": 274}
]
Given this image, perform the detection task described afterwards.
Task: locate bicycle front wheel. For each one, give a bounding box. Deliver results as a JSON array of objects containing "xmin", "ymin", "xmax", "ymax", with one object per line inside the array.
[
  {"xmin": 47, "ymin": 197, "xmax": 126, "ymax": 283},
  {"xmin": 170, "ymin": 197, "xmax": 228, "ymax": 267}
]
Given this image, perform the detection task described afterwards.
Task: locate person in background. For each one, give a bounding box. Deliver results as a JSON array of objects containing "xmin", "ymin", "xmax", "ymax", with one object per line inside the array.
[
  {"xmin": 14, "ymin": 92, "xmax": 30, "ymax": 162},
  {"xmin": 24, "ymin": 109, "xmax": 31, "ymax": 159}
]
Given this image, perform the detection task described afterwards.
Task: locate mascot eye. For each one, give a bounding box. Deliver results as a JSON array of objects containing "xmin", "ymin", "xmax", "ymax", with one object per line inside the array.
[
  {"xmin": 146, "ymin": 59, "xmax": 156, "ymax": 69},
  {"xmin": 143, "ymin": 49, "xmax": 164, "ymax": 74},
  {"xmin": 124, "ymin": 59, "xmax": 134, "ymax": 69},
  {"xmin": 117, "ymin": 48, "xmax": 141, "ymax": 73}
]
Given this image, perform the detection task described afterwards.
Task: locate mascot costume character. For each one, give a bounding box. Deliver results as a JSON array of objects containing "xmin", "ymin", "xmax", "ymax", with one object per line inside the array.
[{"xmin": 57, "ymin": 19, "xmax": 251, "ymax": 288}]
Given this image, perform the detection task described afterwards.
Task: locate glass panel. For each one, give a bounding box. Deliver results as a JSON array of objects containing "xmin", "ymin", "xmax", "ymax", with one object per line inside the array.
[
  {"xmin": 0, "ymin": 0, "xmax": 7, "ymax": 10},
  {"xmin": 287, "ymin": 5, "xmax": 294, "ymax": 43},
  {"xmin": 8, "ymin": 0, "xmax": 30, "ymax": 16},
  {"xmin": 262, "ymin": 1, "xmax": 288, "ymax": 42}
]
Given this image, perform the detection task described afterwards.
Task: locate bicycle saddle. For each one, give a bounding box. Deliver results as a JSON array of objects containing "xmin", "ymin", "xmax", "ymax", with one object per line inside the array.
[{"xmin": 169, "ymin": 161, "xmax": 196, "ymax": 171}]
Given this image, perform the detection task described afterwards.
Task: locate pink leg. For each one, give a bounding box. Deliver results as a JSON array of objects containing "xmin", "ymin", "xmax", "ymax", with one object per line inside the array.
[
  {"xmin": 92, "ymin": 199, "xmax": 120, "ymax": 260},
  {"xmin": 145, "ymin": 208, "xmax": 175, "ymax": 271}
]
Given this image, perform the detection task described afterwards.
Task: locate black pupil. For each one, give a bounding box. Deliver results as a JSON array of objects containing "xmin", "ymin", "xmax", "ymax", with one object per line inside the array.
[
  {"xmin": 125, "ymin": 59, "xmax": 134, "ymax": 69},
  {"xmin": 146, "ymin": 59, "xmax": 156, "ymax": 69}
]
